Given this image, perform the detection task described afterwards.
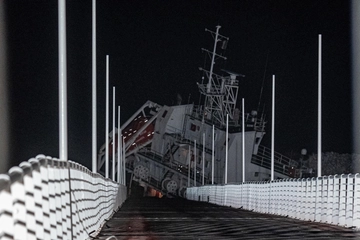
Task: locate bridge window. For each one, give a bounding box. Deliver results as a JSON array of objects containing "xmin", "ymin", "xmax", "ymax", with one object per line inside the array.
[{"xmin": 254, "ymin": 172, "xmax": 259, "ymax": 177}]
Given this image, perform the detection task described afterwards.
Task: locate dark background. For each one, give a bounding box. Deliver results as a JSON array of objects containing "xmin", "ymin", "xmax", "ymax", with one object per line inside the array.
[{"xmin": 5, "ymin": 0, "xmax": 351, "ymax": 169}]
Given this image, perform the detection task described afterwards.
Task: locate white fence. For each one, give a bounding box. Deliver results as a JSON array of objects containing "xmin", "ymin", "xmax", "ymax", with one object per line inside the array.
[
  {"xmin": 0, "ymin": 155, "xmax": 127, "ymax": 240},
  {"xmin": 186, "ymin": 174, "xmax": 360, "ymax": 228}
]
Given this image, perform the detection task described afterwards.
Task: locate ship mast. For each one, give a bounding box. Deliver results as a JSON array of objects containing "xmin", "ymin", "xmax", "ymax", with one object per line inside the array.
[
  {"xmin": 198, "ymin": 25, "xmax": 243, "ymax": 127},
  {"xmin": 206, "ymin": 26, "xmax": 222, "ymax": 93}
]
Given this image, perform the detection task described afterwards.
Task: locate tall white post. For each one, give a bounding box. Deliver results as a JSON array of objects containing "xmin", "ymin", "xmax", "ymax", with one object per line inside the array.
[
  {"xmin": 350, "ymin": 0, "xmax": 360, "ymax": 173},
  {"xmin": 352, "ymin": 1, "xmax": 360, "ymax": 171},
  {"xmin": 105, "ymin": 55, "xmax": 109, "ymax": 178},
  {"xmin": 0, "ymin": 0, "xmax": 9, "ymax": 173},
  {"xmin": 212, "ymin": 125, "xmax": 215, "ymax": 184},
  {"xmin": 194, "ymin": 140, "xmax": 197, "ymax": 187},
  {"xmin": 225, "ymin": 114, "xmax": 229, "ymax": 184},
  {"xmin": 202, "ymin": 132, "xmax": 205, "ymax": 185},
  {"xmin": 123, "ymin": 137, "xmax": 126, "ymax": 185},
  {"xmin": 187, "ymin": 145, "xmax": 191, "ymax": 187},
  {"xmin": 271, "ymin": 75, "xmax": 275, "ymax": 181},
  {"xmin": 112, "ymin": 87, "xmax": 116, "ymax": 181},
  {"xmin": 117, "ymin": 106, "xmax": 121, "ymax": 183},
  {"xmin": 91, "ymin": 0, "xmax": 97, "ymax": 172},
  {"xmin": 242, "ymin": 98, "xmax": 245, "ymax": 182},
  {"xmin": 58, "ymin": 0, "xmax": 68, "ymax": 161},
  {"xmin": 318, "ymin": 34, "xmax": 322, "ymax": 177}
]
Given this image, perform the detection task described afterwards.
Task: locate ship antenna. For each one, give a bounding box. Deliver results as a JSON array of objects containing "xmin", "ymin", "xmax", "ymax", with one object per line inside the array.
[
  {"xmin": 197, "ymin": 53, "xmax": 208, "ymax": 107},
  {"xmin": 198, "ymin": 26, "xmax": 229, "ymax": 125},
  {"xmin": 257, "ymin": 49, "xmax": 270, "ymax": 114},
  {"xmin": 206, "ymin": 25, "xmax": 221, "ymax": 93}
]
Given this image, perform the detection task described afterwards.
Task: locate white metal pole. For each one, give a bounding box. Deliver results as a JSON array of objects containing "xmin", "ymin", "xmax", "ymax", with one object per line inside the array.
[
  {"xmin": 105, "ymin": 55, "xmax": 109, "ymax": 178},
  {"xmin": 225, "ymin": 114, "xmax": 228, "ymax": 184},
  {"xmin": 194, "ymin": 140, "xmax": 197, "ymax": 187},
  {"xmin": 117, "ymin": 106, "xmax": 121, "ymax": 183},
  {"xmin": 0, "ymin": 1, "xmax": 8, "ymax": 174},
  {"xmin": 112, "ymin": 87, "xmax": 116, "ymax": 181},
  {"xmin": 212, "ymin": 125, "xmax": 214, "ymax": 184},
  {"xmin": 123, "ymin": 137, "xmax": 126, "ymax": 186},
  {"xmin": 202, "ymin": 132, "xmax": 205, "ymax": 185},
  {"xmin": 91, "ymin": 0, "xmax": 97, "ymax": 172},
  {"xmin": 271, "ymin": 75, "xmax": 275, "ymax": 181},
  {"xmin": 318, "ymin": 34, "xmax": 322, "ymax": 177},
  {"xmin": 242, "ymin": 98, "xmax": 245, "ymax": 182},
  {"xmin": 187, "ymin": 145, "xmax": 191, "ymax": 187},
  {"xmin": 352, "ymin": 1, "xmax": 360, "ymax": 171},
  {"xmin": 58, "ymin": 0, "xmax": 68, "ymax": 161}
]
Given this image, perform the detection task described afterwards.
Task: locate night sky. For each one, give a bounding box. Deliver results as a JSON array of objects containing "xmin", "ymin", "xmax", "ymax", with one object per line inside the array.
[{"xmin": 4, "ymin": 0, "xmax": 351, "ymax": 170}]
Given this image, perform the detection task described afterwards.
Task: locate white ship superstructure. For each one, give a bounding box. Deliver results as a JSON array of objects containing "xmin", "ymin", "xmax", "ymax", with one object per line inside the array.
[{"xmin": 97, "ymin": 26, "xmax": 299, "ymax": 197}]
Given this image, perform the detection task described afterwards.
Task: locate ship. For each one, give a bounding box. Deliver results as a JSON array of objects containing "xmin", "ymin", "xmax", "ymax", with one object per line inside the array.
[{"xmin": 97, "ymin": 26, "xmax": 300, "ymax": 197}]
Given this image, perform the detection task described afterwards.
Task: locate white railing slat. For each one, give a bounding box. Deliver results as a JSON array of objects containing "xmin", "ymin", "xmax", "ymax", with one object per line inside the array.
[
  {"xmin": 0, "ymin": 155, "xmax": 127, "ymax": 240},
  {"xmin": 187, "ymin": 173, "xmax": 360, "ymax": 229}
]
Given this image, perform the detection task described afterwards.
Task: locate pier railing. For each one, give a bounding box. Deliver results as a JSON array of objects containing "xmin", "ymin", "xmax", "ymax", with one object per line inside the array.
[
  {"xmin": 0, "ymin": 155, "xmax": 127, "ymax": 240},
  {"xmin": 187, "ymin": 174, "xmax": 360, "ymax": 229}
]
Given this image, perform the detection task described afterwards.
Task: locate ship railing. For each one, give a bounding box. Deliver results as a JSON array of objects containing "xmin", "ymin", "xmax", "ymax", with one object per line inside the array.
[
  {"xmin": 190, "ymin": 105, "xmax": 265, "ymax": 131},
  {"xmin": 136, "ymin": 148, "xmax": 207, "ymax": 185},
  {"xmin": 0, "ymin": 155, "xmax": 127, "ymax": 240},
  {"xmin": 190, "ymin": 105, "xmax": 221, "ymax": 128},
  {"xmin": 137, "ymin": 147, "xmax": 182, "ymax": 169},
  {"xmin": 251, "ymin": 145, "xmax": 298, "ymax": 177},
  {"xmin": 164, "ymin": 127, "xmax": 209, "ymax": 154},
  {"xmin": 137, "ymin": 147, "xmax": 164, "ymax": 163},
  {"xmin": 251, "ymin": 155, "xmax": 290, "ymax": 176},
  {"xmin": 254, "ymin": 115, "xmax": 266, "ymax": 132},
  {"xmin": 256, "ymin": 145, "xmax": 297, "ymax": 166},
  {"xmin": 187, "ymin": 173, "xmax": 360, "ymax": 229}
]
